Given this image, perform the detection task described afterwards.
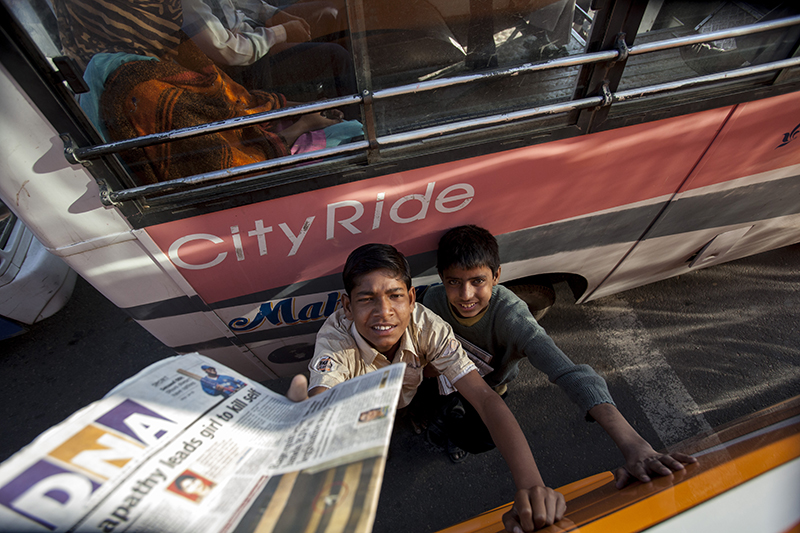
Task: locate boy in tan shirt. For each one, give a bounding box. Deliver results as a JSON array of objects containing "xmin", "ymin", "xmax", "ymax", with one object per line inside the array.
[{"xmin": 289, "ymin": 243, "xmax": 565, "ymax": 532}]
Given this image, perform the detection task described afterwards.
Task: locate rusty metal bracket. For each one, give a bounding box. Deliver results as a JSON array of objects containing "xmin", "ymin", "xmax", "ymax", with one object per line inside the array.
[
  {"xmin": 600, "ymin": 81, "xmax": 613, "ymax": 107},
  {"xmin": 97, "ymin": 180, "xmax": 118, "ymax": 206},
  {"xmin": 361, "ymin": 89, "xmax": 381, "ymax": 163},
  {"xmin": 60, "ymin": 133, "xmax": 91, "ymax": 166},
  {"xmin": 615, "ymin": 32, "xmax": 630, "ymax": 63}
]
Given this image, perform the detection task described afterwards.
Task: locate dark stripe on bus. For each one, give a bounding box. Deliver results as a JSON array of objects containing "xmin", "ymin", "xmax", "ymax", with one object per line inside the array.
[{"xmin": 125, "ymin": 294, "xmax": 211, "ymax": 321}]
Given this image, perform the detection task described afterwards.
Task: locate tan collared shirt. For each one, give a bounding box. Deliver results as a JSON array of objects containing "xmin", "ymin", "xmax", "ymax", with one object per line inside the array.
[{"xmin": 309, "ymin": 304, "xmax": 477, "ymax": 408}]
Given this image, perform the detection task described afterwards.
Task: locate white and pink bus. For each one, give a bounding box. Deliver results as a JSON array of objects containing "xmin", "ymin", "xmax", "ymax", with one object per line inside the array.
[{"xmin": 1, "ymin": 0, "xmax": 799, "ymax": 380}]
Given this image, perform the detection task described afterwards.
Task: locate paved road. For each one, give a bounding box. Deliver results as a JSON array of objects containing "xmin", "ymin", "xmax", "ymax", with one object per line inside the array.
[{"xmin": 1, "ymin": 244, "xmax": 798, "ymax": 532}]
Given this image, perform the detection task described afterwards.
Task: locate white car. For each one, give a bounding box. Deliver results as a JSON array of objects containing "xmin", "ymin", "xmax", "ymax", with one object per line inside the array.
[{"xmin": 0, "ymin": 199, "xmax": 77, "ymax": 339}]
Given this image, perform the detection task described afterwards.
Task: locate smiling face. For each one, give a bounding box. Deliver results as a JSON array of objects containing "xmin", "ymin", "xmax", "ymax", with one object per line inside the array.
[
  {"xmin": 441, "ymin": 265, "xmax": 499, "ymax": 318},
  {"xmin": 343, "ymin": 269, "xmax": 415, "ymax": 358}
]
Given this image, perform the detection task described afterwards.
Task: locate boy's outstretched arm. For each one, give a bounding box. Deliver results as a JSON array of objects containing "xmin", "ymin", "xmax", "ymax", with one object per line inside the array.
[
  {"xmin": 455, "ymin": 371, "xmax": 566, "ymax": 532},
  {"xmin": 588, "ymin": 403, "xmax": 697, "ymax": 488}
]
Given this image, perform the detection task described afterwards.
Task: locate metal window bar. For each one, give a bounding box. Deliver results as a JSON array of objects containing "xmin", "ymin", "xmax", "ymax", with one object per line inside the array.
[
  {"xmin": 104, "ymin": 53, "xmax": 800, "ymax": 204},
  {"xmin": 575, "ymin": 2, "xmax": 593, "ymax": 25},
  {"xmin": 106, "ymin": 141, "xmax": 370, "ymax": 202},
  {"xmin": 65, "ymin": 95, "xmax": 362, "ymax": 164},
  {"xmin": 628, "ymin": 13, "xmax": 800, "ymax": 56},
  {"xmin": 68, "ymin": 14, "xmax": 800, "ymax": 204},
  {"xmin": 613, "ymin": 56, "xmax": 800, "ymax": 102}
]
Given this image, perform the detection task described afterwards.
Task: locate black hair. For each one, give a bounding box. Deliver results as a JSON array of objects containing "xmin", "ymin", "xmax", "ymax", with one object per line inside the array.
[
  {"xmin": 342, "ymin": 243, "xmax": 412, "ymax": 295},
  {"xmin": 436, "ymin": 225, "xmax": 500, "ymax": 275}
]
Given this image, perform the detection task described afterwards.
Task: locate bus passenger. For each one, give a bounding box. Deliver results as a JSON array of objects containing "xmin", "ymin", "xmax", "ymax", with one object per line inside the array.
[
  {"xmin": 181, "ymin": 0, "xmax": 356, "ymax": 102},
  {"xmin": 292, "ymin": 243, "xmax": 566, "ymax": 532},
  {"xmin": 54, "ymin": 0, "xmax": 347, "ymax": 184},
  {"xmin": 422, "ymin": 225, "xmax": 697, "ymax": 487}
]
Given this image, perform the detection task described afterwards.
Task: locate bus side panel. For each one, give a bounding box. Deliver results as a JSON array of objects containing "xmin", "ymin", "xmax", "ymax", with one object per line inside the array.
[
  {"xmin": 680, "ymin": 91, "xmax": 800, "ymax": 192},
  {"xmin": 590, "ymin": 91, "xmax": 800, "ymax": 301},
  {"xmin": 0, "ymin": 65, "xmax": 130, "ymax": 252},
  {"xmin": 143, "ymin": 108, "xmax": 732, "ymax": 376},
  {"xmin": 144, "ymin": 107, "xmax": 732, "ymax": 304}
]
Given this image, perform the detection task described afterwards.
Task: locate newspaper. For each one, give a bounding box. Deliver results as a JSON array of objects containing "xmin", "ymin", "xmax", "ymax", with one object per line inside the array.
[{"xmin": 0, "ymin": 353, "xmax": 404, "ymax": 533}]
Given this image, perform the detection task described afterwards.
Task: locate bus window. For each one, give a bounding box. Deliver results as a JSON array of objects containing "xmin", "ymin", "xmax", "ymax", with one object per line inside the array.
[
  {"xmin": 369, "ymin": 0, "xmax": 597, "ymax": 135},
  {"xmin": 7, "ymin": 1, "xmax": 800, "ymax": 198},
  {"xmin": 363, "ymin": 0, "xmax": 592, "ymax": 86},
  {"xmin": 618, "ymin": 0, "xmax": 800, "ymax": 91},
  {"xmin": 5, "ymin": 0, "xmax": 600, "ymax": 189},
  {"xmin": 4, "ymin": 0, "xmax": 362, "ymax": 187}
]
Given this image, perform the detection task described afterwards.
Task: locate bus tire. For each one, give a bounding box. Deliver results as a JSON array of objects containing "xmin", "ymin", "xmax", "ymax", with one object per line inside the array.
[{"xmin": 506, "ymin": 281, "xmax": 556, "ymax": 321}]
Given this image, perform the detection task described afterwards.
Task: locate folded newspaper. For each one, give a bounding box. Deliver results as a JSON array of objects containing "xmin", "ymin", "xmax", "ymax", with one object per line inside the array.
[{"xmin": 0, "ymin": 353, "xmax": 404, "ymax": 533}]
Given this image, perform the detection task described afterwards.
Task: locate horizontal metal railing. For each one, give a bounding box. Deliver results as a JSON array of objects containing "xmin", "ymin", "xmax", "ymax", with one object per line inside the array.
[
  {"xmin": 66, "ymin": 95, "xmax": 362, "ymax": 164},
  {"xmin": 613, "ymin": 56, "xmax": 800, "ymax": 102},
  {"xmin": 66, "ymin": 14, "xmax": 800, "ymax": 204},
  {"xmin": 106, "ymin": 141, "xmax": 370, "ymax": 202},
  {"xmin": 628, "ymin": 14, "xmax": 800, "ymax": 56}
]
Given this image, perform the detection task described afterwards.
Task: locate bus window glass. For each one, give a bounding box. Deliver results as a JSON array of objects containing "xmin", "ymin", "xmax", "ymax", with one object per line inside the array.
[
  {"xmin": 619, "ymin": 1, "xmax": 800, "ymax": 91},
  {"xmin": 4, "ymin": 0, "xmax": 601, "ymax": 188},
  {"xmin": 369, "ymin": 0, "xmax": 597, "ymax": 135},
  {"xmin": 4, "ymin": 0, "xmax": 362, "ymax": 186},
  {"xmin": 5, "ymin": 1, "xmax": 61, "ymax": 60}
]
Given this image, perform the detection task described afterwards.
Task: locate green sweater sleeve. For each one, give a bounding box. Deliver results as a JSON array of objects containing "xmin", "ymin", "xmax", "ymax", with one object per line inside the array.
[
  {"xmin": 496, "ymin": 286, "xmax": 616, "ymax": 415},
  {"xmin": 425, "ymin": 284, "xmax": 615, "ymax": 416}
]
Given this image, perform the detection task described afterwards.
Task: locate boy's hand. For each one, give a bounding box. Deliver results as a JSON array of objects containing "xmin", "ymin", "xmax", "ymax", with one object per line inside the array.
[
  {"xmin": 501, "ymin": 486, "xmax": 566, "ymax": 532},
  {"xmin": 615, "ymin": 442, "xmax": 697, "ymax": 488},
  {"xmin": 587, "ymin": 403, "xmax": 697, "ymax": 489},
  {"xmin": 286, "ymin": 374, "xmax": 309, "ymax": 402}
]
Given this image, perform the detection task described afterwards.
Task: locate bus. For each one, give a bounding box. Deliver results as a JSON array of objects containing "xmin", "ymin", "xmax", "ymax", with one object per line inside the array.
[{"xmin": 1, "ymin": 0, "xmax": 799, "ymax": 382}]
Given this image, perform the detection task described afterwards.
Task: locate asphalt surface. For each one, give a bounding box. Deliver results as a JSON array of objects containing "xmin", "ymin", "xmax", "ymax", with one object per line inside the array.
[{"xmin": 1, "ymin": 244, "xmax": 799, "ymax": 532}]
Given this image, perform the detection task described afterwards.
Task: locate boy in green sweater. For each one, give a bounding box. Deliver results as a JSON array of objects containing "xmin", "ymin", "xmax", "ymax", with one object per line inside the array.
[{"xmin": 422, "ymin": 225, "xmax": 696, "ymax": 488}]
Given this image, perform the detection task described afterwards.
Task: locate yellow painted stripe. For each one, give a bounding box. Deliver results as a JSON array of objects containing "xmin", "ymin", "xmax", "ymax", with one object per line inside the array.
[
  {"xmin": 641, "ymin": 458, "xmax": 800, "ymax": 533},
  {"xmin": 304, "ymin": 468, "xmax": 338, "ymax": 533},
  {"xmin": 436, "ymin": 473, "xmax": 614, "ymax": 533},
  {"xmin": 437, "ymin": 430, "xmax": 800, "ymax": 533},
  {"xmin": 574, "ymin": 432, "xmax": 800, "ymax": 533},
  {"xmin": 353, "ymin": 457, "xmax": 387, "ymax": 533}
]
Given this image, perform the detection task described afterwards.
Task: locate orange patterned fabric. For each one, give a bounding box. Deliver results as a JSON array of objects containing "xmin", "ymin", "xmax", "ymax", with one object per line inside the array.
[{"xmin": 101, "ymin": 39, "xmax": 289, "ymax": 185}]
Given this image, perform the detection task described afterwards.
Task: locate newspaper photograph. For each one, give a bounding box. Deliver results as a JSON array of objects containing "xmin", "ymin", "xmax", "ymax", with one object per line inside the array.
[{"xmin": 0, "ymin": 353, "xmax": 405, "ymax": 533}]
